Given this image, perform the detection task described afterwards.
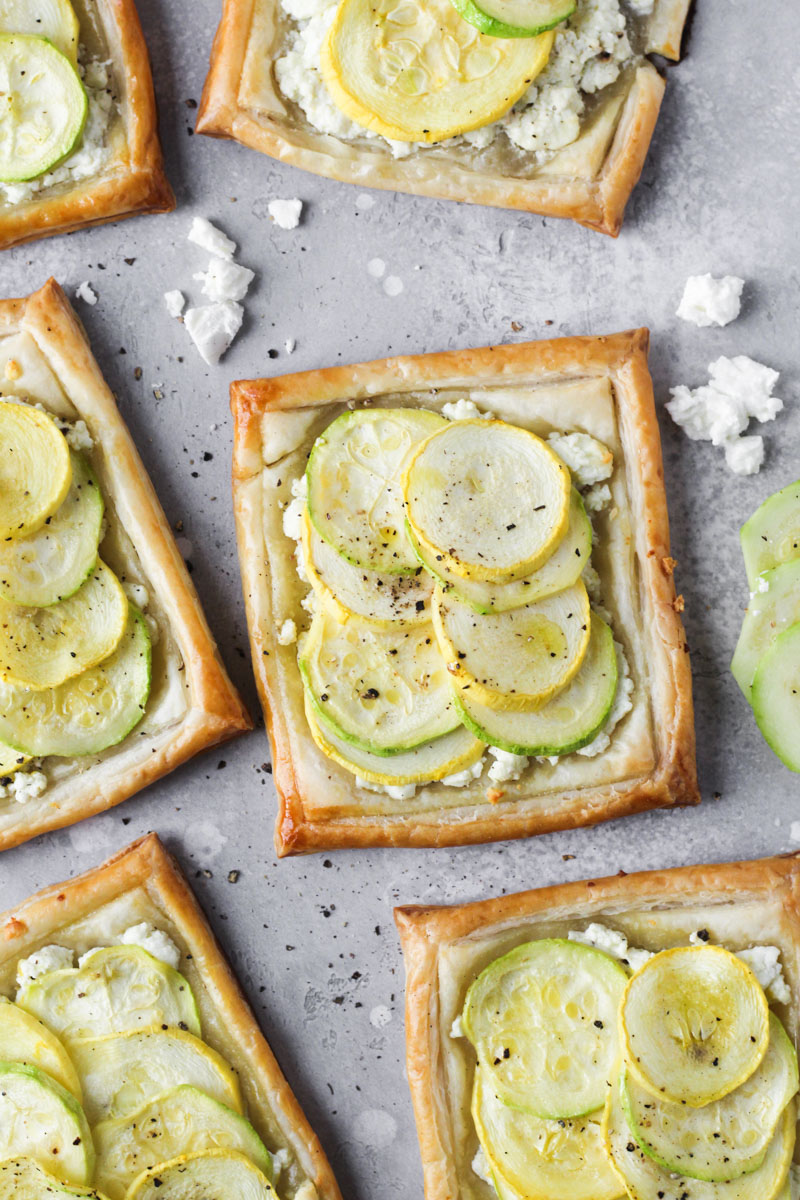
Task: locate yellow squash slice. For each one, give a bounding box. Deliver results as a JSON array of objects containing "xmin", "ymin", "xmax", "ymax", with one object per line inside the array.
[
  {"xmin": 0, "ymin": 995, "xmax": 82, "ymax": 1099},
  {"xmin": 321, "ymin": 0, "xmax": 554, "ymax": 143},
  {"xmin": 0, "ymin": 0, "xmax": 80, "ymax": 61},
  {"xmin": 125, "ymin": 1151, "xmax": 278, "ymax": 1200},
  {"xmin": 0, "ymin": 400, "xmax": 71, "ymax": 539},
  {"xmin": 0, "ymin": 740, "xmax": 30, "ymax": 773}
]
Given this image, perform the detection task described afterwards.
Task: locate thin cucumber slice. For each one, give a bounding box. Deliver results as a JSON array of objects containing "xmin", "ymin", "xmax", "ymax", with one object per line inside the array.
[
  {"xmin": 0, "ymin": 995, "xmax": 82, "ymax": 1098},
  {"xmin": 0, "ymin": 400, "xmax": 71, "ymax": 539},
  {"xmin": 450, "ymin": 0, "xmax": 574, "ymax": 38},
  {"xmin": 18, "ymin": 946, "xmax": 200, "ymax": 1041},
  {"xmin": 94, "ymin": 1085, "xmax": 272, "ymax": 1200},
  {"xmin": 472, "ymin": 1067, "xmax": 623, "ymax": 1200},
  {"xmin": 306, "ymin": 408, "xmax": 445, "ymax": 574},
  {"xmin": 403, "ymin": 420, "xmax": 571, "ymax": 583},
  {"xmin": 0, "ymin": 453, "xmax": 103, "ymax": 607},
  {"xmin": 752, "ymin": 621, "xmax": 800, "ymax": 772},
  {"xmin": 0, "ymin": 0, "xmax": 80, "ymax": 61},
  {"xmin": 0, "ymin": 34, "xmax": 87, "ymax": 182},
  {"xmin": 126, "ymin": 1151, "xmax": 278, "ymax": 1200},
  {"xmin": 69, "ymin": 1029, "xmax": 243, "ymax": 1124},
  {"xmin": 0, "ymin": 607, "xmax": 151, "ymax": 758},
  {"xmin": 462, "ymin": 938, "xmax": 627, "ymax": 1119},
  {"xmin": 740, "ymin": 479, "xmax": 800, "ymax": 590},
  {"xmin": 433, "ymin": 581, "xmax": 590, "ymax": 711},
  {"xmin": 731, "ymin": 561, "xmax": 800, "ymax": 700},
  {"xmin": 622, "ymin": 1013, "xmax": 798, "ymax": 1182},
  {"xmin": 455, "ymin": 611, "xmax": 616, "ymax": 755},
  {"xmin": 620, "ymin": 946, "xmax": 769, "ymax": 1108},
  {"xmin": 0, "ymin": 1158, "xmax": 108, "ymax": 1199},
  {"xmin": 0, "ymin": 1061, "xmax": 94, "ymax": 1185},
  {"xmin": 299, "ymin": 606, "xmax": 460, "ymax": 755}
]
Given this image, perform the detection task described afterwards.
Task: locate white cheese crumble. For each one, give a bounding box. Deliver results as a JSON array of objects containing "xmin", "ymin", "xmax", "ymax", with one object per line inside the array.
[
  {"xmin": 547, "ymin": 432, "xmax": 613, "ymax": 487},
  {"xmin": 268, "ymin": 198, "xmax": 303, "ymax": 229},
  {"xmin": 487, "ymin": 747, "xmax": 529, "ymax": 783},
  {"xmin": 285, "ymin": 338, "xmax": 297, "ymax": 354},
  {"xmin": 737, "ymin": 946, "xmax": 792, "ymax": 1005},
  {"xmin": 676, "ymin": 274, "xmax": 744, "ymax": 328},
  {"xmin": 583, "ymin": 483, "xmax": 612, "ymax": 512},
  {"xmin": 63, "ymin": 419, "xmax": 93, "ymax": 453},
  {"xmin": 122, "ymin": 582, "xmax": 150, "ymax": 609},
  {"xmin": 355, "ymin": 777, "xmax": 417, "ymax": 801},
  {"xmin": 76, "ymin": 281, "xmax": 98, "ymax": 306},
  {"xmin": 164, "ymin": 290, "xmax": 186, "ymax": 318},
  {"xmin": 568, "ymin": 922, "xmax": 654, "ymax": 972},
  {"xmin": 442, "ymin": 399, "xmax": 494, "ymax": 422},
  {"xmin": 271, "ymin": 1148, "xmax": 291, "ymax": 1178},
  {"xmin": 442, "ymin": 758, "xmax": 486, "ymax": 788},
  {"xmin": 0, "ymin": 770, "xmax": 48, "ymax": 805},
  {"xmin": 184, "ymin": 302, "xmax": 244, "ymax": 366},
  {"xmin": 188, "ymin": 217, "xmax": 236, "ymax": 260},
  {"xmin": 117, "ymin": 923, "xmax": 181, "ymax": 970},
  {"xmin": 277, "ymin": 618, "xmax": 298, "ymax": 646},
  {"xmin": 724, "ymin": 435, "xmax": 764, "ymax": 477},
  {"xmin": 472, "ymin": 1146, "xmax": 495, "ymax": 1187},
  {"xmin": 625, "ymin": 0, "xmax": 654, "ymax": 12},
  {"xmin": 450, "ymin": 1014, "xmax": 464, "ymax": 1038},
  {"xmin": 194, "ymin": 258, "xmax": 255, "ymax": 304},
  {"xmin": 16, "ymin": 944, "xmax": 74, "ymax": 988}
]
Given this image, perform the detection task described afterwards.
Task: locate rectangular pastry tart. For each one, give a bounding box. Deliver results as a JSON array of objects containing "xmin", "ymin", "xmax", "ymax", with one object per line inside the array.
[
  {"xmin": 0, "ymin": 833, "xmax": 341, "ymax": 1200},
  {"xmin": 0, "ymin": 279, "xmax": 251, "ymax": 852},
  {"xmin": 395, "ymin": 852, "xmax": 800, "ymax": 1200},
  {"xmin": 197, "ymin": 0, "xmax": 691, "ymax": 234},
  {"xmin": 0, "ymin": 0, "xmax": 174, "ymax": 251},
  {"xmin": 231, "ymin": 331, "xmax": 698, "ymax": 856}
]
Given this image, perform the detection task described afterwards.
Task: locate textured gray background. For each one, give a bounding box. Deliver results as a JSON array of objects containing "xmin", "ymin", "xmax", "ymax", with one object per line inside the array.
[{"xmin": 1, "ymin": 2, "xmax": 799, "ymax": 1196}]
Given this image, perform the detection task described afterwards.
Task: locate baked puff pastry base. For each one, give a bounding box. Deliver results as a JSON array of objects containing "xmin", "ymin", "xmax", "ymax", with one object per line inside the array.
[
  {"xmin": 395, "ymin": 852, "xmax": 800, "ymax": 1200},
  {"xmin": 231, "ymin": 331, "xmax": 698, "ymax": 857},
  {"xmin": 0, "ymin": 280, "xmax": 251, "ymax": 852},
  {"xmin": 197, "ymin": 0, "xmax": 691, "ymax": 235},
  {"xmin": 0, "ymin": 833, "xmax": 342, "ymax": 1200},
  {"xmin": 0, "ymin": 0, "xmax": 174, "ymax": 251}
]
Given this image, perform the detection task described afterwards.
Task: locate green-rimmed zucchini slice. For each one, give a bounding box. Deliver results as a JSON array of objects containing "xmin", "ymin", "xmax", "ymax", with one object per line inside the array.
[
  {"xmin": 455, "ymin": 611, "xmax": 617, "ymax": 755},
  {"xmin": 17, "ymin": 946, "xmax": 200, "ymax": 1041},
  {"xmin": 0, "ymin": 453, "xmax": 103, "ymax": 607},
  {"xmin": 752, "ymin": 621, "xmax": 800, "ymax": 772},
  {"xmin": 0, "ymin": 0, "xmax": 80, "ymax": 61},
  {"xmin": 302, "ymin": 507, "xmax": 432, "ymax": 625},
  {"xmin": 126, "ymin": 1151, "xmax": 279, "ymax": 1200},
  {"xmin": 0, "ymin": 1062, "xmax": 93, "ymax": 1185},
  {"xmin": 403, "ymin": 420, "xmax": 570, "ymax": 583},
  {"xmin": 620, "ymin": 946, "xmax": 770, "ymax": 1108},
  {"xmin": 94, "ymin": 1085, "xmax": 272, "ymax": 1200},
  {"xmin": 0, "ymin": 995, "xmax": 81, "ymax": 1098},
  {"xmin": 306, "ymin": 407, "xmax": 445, "ymax": 574},
  {"xmin": 462, "ymin": 938, "xmax": 627, "ymax": 1119},
  {"xmin": 622, "ymin": 1012, "xmax": 798, "ymax": 1182},
  {"xmin": 740, "ymin": 478, "xmax": 800, "ymax": 590},
  {"xmin": 433, "ymin": 581, "xmax": 590, "ymax": 712},
  {"xmin": 0, "ymin": 606, "xmax": 151, "ymax": 757},
  {"xmin": 731, "ymin": 561, "xmax": 800, "ymax": 700},
  {"xmin": 0, "ymin": 1158, "xmax": 108, "ymax": 1199},
  {"xmin": 472, "ymin": 1067, "xmax": 622, "ymax": 1200},
  {"xmin": 299, "ymin": 606, "xmax": 460, "ymax": 755},
  {"xmin": 0, "ymin": 400, "xmax": 71, "ymax": 539},
  {"xmin": 0, "ymin": 34, "xmax": 87, "ymax": 182},
  {"xmin": 450, "ymin": 0, "xmax": 574, "ymax": 38},
  {"xmin": 68, "ymin": 1029, "xmax": 242, "ymax": 1124},
  {"xmin": 411, "ymin": 488, "xmax": 592, "ymax": 613}
]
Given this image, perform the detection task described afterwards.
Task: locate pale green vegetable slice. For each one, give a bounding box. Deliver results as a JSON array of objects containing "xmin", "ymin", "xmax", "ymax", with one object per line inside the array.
[
  {"xmin": 462, "ymin": 938, "xmax": 627, "ymax": 1119},
  {"xmin": 450, "ymin": 0, "xmax": 574, "ymax": 38},
  {"xmin": 0, "ymin": 1061, "xmax": 93, "ymax": 1185},
  {"xmin": 125, "ymin": 1151, "xmax": 279, "ymax": 1200},
  {"xmin": 0, "ymin": 453, "xmax": 103, "ymax": 607},
  {"xmin": 0, "ymin": 0, "xmax": 80, "ymax": 60},
  {"xmin": 306, "ymin": 407, "xmax": 445, "ymax": 574},
  {"xmin": 0, "ymin": 34, "xmax": 87, "ymax": 182},
  {"xmin": 0, "ymin": 400, "xmax": 71, "ymax": 539},
  {"xmin": 0, "ymin": 995, "xmax": 81, "ymax": 1098},
  {"xmin": 620, "ymin": 946, "xmax": 770, "ymax": 1108},
  {"xmin": 18, "ymin": 946, "xmax": 200, "ymax": 1041},
  {"xmin": 731, "ymin": 560, "xmax": 800, "ymax": 700},
  {"xmin": 752, "ymin": 622, "xmax": 800, "ymax": 772},
  {"xmin": 740, "ymin": 478, "xmax": 800, "ymax": 589},
  {"xmin": 0, "ymin": 740, "xmax": 30, "ymax": 773},
  {"xmin": 0, "ymin": 1158, "xmax": 109, "ymax": 1198},
  {"xmin": 622, "ymin": 1013, "xmax": 798, "ymax": 1182}
]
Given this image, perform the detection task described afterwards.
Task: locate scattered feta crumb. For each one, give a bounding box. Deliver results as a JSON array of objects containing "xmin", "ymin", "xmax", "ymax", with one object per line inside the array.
[
  {"xmin": 487, "ymin": 747, "xmax": 528, "ymax": 783},
  {"xmin": 268, "ymin": 198, "xmax": 303, "ymax": 230},
  {"xmin": 625, "ymin": 0, "xmax": 654, "ymax": 13},
  {"xmin": 16, "ymin": 944, "xmax": 74, "ymax": 988},
  {"xmin": 194, "ymin": 258, "xmax": 255, "ymax": 304},
  {"xmin": 118, "ymin": 922, "xmax": 181, "ymax": 969},
  {"xmin": 188, "ymin": 216, "xmax": 236, "ymax": 259},
  {"xmin": 568, "ymin": 923, "xmax": 653, "ymax": 972},
  {"xmin": 355, "ymin": 193, "xmax": 375, "ymax": 209},
  {"xmin": 383, "ymin": 275, "xmax": 403, "ymax": 297},
  {"xmin": 367, "ymin": 258, "xmax": 386, "ymax": 279},
  {"xmin": 355, "ymin": 777, "xmax": 417, "ymax": 800},
  {"xmin": 441, "ymin": 758, "xmax": 485, "ymax": 787},
  {"xmin": 63, "ymin": 419, "xmax": 93, "ymax": 453},
  {"xmin": 0, "ymin": 769, "xmax": 48, "ymax": 805},
  {"xmin": 164, "ymin": 290, "xmax": 185, "ymax": 318},
  {"xmin": 547, "ymin": 432, "xmax": 613, "ymax": 487},
  {"xmin": 75, "ymin": 281, "xmax": 98, "ymax": 306},
  {"xmin": 790, "ymin": 821, "xmax": 800, "ymax": 842},
  {"xmin": 369, "ymin": 1004, "xmax": 393, "ymax": 1028},
  {"xmin": 122, "ymin": 582, "xmax": 149, "ymax": 609},
  {"xmin": 737, "ymin": 946, "xmax": 792, "ymax": 1005},
  {"xmin": 583, "ymin": 483, "xmax": 612, "ymax": 512},
  {"xmin": 277, "ymin": 618, "xmax": 298, "ymax": 646},
  {"xmin": 676, "ymin": 274, "xmax": 744, "ymax": 328},
  {"xmin": 183, "ymin": 302, "xmax": 243, "ymax": 365},
  {"xmin": 450, "ymin": 1015, "xmax": 464, "ymax": 1038},
  {"xmin": 441, "ymin": 399, "xmax": 493, "ymax": 422},
  {"xmin": 271, "ymin": 1149, "xmax": 291, "ymax": 1178},
  {"xmin": 285, "ymin": 338, "xmax": 296, "ymax": 354},
  {"xmin": 282, "ymin": 477, "xmax": 307, "ymax": 542},
  {"xmin": 724, "ymin": 435, "xmax": 764, "ymax": 476},
  {"xmin": 472, "ymin": 1147, "xmax": 494, "ymax": 1186}
]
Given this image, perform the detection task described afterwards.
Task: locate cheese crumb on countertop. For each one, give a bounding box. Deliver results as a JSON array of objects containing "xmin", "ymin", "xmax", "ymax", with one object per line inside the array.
[
  {"xmin": 676, "ymin": 274, "xmax": 744, "ymax": 328},
  {"xmin": 76, "ymin": 282, "xmax": 98, "ymax": 306},
  {"xmin": 184, "ymin": 302, "xmax": 243, "ymax": 365},
  {"xmin": 268, "ymin": 198, "xmax": 303, "ymax": 229},
  {"xmin": 188, "ymin": 216, "xmax": 236, "ymax": 259},
  {"xmin": 194, "ymin": 258, "xmax": 255, "ymax": 304},
  {"xmin": 164, "ymin": 290, "xmax": 185, "ymax": 318},
  {"xmin": 16, "ymin": 944, "xmax": 74, "ymax": 988}
]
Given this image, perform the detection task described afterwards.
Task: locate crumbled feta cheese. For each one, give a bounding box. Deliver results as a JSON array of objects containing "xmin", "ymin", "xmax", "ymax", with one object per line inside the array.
[
  {"xmin": 76, "ymin": 282, "xmax": 98, "ymax": 306},
  {"xmin": 0, "ymin": 770, "xmax": 48, "ymax": 805},
  {"xmin": 450, "ymin": 1015, "xmax": 464, "ymax": 1038},
  {"xmin": 294, "ymin": 1184, "xmax": 319, "ymax": 1200},
  {"xmin": 118, "ymin": 923, "xmax": 181, "ymax": 969},
  {"xmin": 737, "ymin": 946, "xmax": 792, "ymax": 1005},
  {"xmin": 277, "ymin": 619, "xmax": 298, "ymax": 646},
  {"xmin": 188, "ymin": 217, "xmax": 236, "ymax": 260},
  {"xmin": 355, "ymin": 777, "xmax": 417, "ymax": 800},
  {"xmin": 725, "ymin": 435, "xmax": 764, "ymax": 476},
  {"xmin": 625, "ymin": 0, "xmax": 654, "ymax": 13},
  {"xmin": 441, "ymin": 758, "xmax": 485, "ymax": 787},
  {"xmin": 790, "ymin": 821, "xmax": 800, "ymax": 843},
  {"xmin": 16, "ymin": 944, "xmax": 74, "ymax": 988},
  {"xmin": 184, "ymin": 302, "xmax": 243, "ymax": 365},
  {"xmin": 568, "ymin": 923, "xmax": 653, "ymax": 972},
  {"xmin": 271, "ymin": 1149, "xmax": 291, "ymax": 1178},
  {"xmin": 487, "ymin": 747, "xmax": 529, "ymax": 783},
  {"xmin": 583, "ymin": 483, "xmax": 612, "ymax": 512},
  {"xmin": 123, "ymin": 583, "xmax": 150, "ymax": 610},
  {"xmin": 441, "ymin": 399, "xmax": 493, "ymax": 422},
  {"xmin": 164, "ymin": 290, "xmax": 185, "ymax": 318},
  {"xmin": 709, "ymin": 357, "xmax": 782, "ymax": 424},
  {"xmin": 268, "ymin": 198, "xmax": 303, "ymax": 229},
  {"xmin": 63, "ymin": 419, "xmax": 93, "ymax": 453},
  {"xmin": 194, "ymin": 258, "xmax": 255, "ymax": 303},
  {"xmin": 547, "ymin": 432, "xmax": 613, "ymax": 487},
  {"xmin": 582, "ymin": 563, "xmax": 603, "ymax": 604},
  {"xmin": 676, "ymin": 274, "xmax": 744, "ymax": 328},
  {"xmin": 283, "ymin": 498, "xmax": 306, "ymax": 543},
  {"xmin": 577, "ymin": 641, "xmax": 633, "ymax": 757},
  {"xmin": 472, "ymin": 1147, "xmax": 494, "ymax": 1187},
  {"xmin": 285, "ymin": 338, "xmax": 296, "ymax": 354}
]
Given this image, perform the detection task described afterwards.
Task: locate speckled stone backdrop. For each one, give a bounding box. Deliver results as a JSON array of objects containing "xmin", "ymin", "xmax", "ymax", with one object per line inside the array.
[{"xmin": 1, "ymin": 2, "xmax": 799, "ymax": 1196}]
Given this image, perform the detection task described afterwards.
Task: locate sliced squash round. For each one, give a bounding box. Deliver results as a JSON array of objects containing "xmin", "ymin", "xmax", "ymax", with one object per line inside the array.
[
  {"xmin": 0, "ymin": 1061, "xmax": 94, "ymax": 1186},
  {"xmin": 306, "ymin": 407, "xmax": 445, "ymax": 574},
  {"xmin": 404, "ymin": 419, "xmax": 571, "ymax": 583},
  {"xmin": 321, "ymin": 0, "xmax": 554, "ymax": 143},
  {"xmin": 0, "ymin": 400, "xmax": 71, "ymax": 539},
  {"xmin": 0, "ymin": 740, "xmax": 30, "ymax": 773},
  {"xmin": 0, "ymin": 34, "xmax": 87, "ymax": 182},
  {"xmin": 0, "ymin": 0, "xmax": 80, "ymax": 61},
  {"xmin": 620, "ymin": 946, "xmax": 770, "ymax": 1108},
  {"xmin": 0, "ymin": 995, "xmax": 82, "ymax": 1099},
  {"xmin": 125, "ymin": 1151, "xmax": 278, "ymax": 1200},
  {"xmin": 462, "ymin": 938, "xmax": 628, "ymax": 1119},
  {"xmin": 752, "ymin": 621, "xmax": 800, "ymax": 773},
  {"xmin": 740, "ymin": 478, "xmax": 800, "ymax": 590},
  {"xmin": 731, "ymin": 560, "xmax": 800, "ymax": 700},
  {"xmin": 0, "ymin": 1158, "xmax": 109, "ymax": 1199},
  {"xmin": 451, "ymin": 0, "xmax": 574, "ymax": 39}
]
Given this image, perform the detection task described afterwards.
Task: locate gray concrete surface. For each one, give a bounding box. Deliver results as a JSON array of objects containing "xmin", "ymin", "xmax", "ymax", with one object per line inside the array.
[{"xmin": 1, "ymin": 2, "xmax": 799, "ymax": 1196}]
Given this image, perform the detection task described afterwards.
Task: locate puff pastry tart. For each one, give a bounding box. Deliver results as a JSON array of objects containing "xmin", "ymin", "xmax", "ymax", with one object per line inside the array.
[
  {"xmin": 0, "ymin": 0, "xmax": 174, "ymax": 251},
  {"xmin": 197, "ymin": 0, "xmax": 691, "ymax": 234},
  {"xmin": 395, "ymin": 852, "xmax": 800, "ymax": 1200},
  {"xmin": 0, "ymin": 833, "xmax": 341, "ymax": 1200},
  {"xmin": 231, "ymin": 331, "xmax": 697, "ymax": 856},
  {"xmin": 0, "ymin": 280, "xmax": 251, "ymax": 852}
]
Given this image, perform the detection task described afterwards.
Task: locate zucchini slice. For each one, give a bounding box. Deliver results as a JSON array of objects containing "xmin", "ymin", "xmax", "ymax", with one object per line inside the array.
[
  {"xmin": 740, "ymin": 478, "xmax": 800, "ymax": 590},
  {"xmin": 0, "ymin": 0, "xmax": 80, "ymax": 61},
  {"xmin": 0, "ymin": 1158, "xmax": 108, "ymax": 1199},
  {"xmin": 306, "ymin": 408, "xmax": 445, "ymax": 574},
  {"xmin": 321, "ymin": 0, "xmax": 554, "ymax": 143},
  {"xmin": 411, "ymin": 488, "xmax": 592, "ymax": 614},
  {"xmin": 450, "ymin": 0, "xmax": 574, "ymax": 38},
  {"xmin": 0, "ymin": 453, "xmax": 104, "ymax": 607},
  {"xmin": 94, "ymin": 1085, "xmax": 272, "ymax": 1200},
  {"xmin": 0, "ymin": 400, "xmax": 71, "ymax": 540},
  {"xmin": 18, "ymin": 946, "xmax": 200, "ymax": 1041},
  {"xmin": 0, "ymin": 606, "xmax": 151, "ymax": 758},
  {"xmin": 433, "ymin": 581, "xmax": 590, "ymax": 712},
  {"xmin": 620, "ymin": 946, "xmax": 770, "ymax": 1108},
  {"xmin": 462, "ymin": 939, "xmax": 627, "ymax": 1119},
  {"xmin": 302, "ymin": 508, "xmax": 432, "ymax": 625},
  {"xmin": 472, "ymin": 1067, "xmax": 623, "ymax": 1200},
  {"xmin": 0, "ymin": 1062, "xmax": 94, "ymax": 1186},
  {"xmin": 0, "ymin": 34, "xmax": 87, "ymax": 182},
  {"xmin": 752, "ymin": 621, "xmax": 800, "ymax": 772},
  {"xmin": 0, "ymin": 560, "xmax": 127, "ymax": 690},
  {"xmin": 69, "ymin": 1029, "xmax": 243, "ymax": 1124},
  {"xmin": 404, "ymin": 420, "xmax": 571, "ymax": 583},
  {"xmin": 455, "ymin": 611, "xmax": 617, "ymax": 755},
  {"xmin": 299, "ymin": 607, "xmax": 460, "ymax": 754},
  {"xmin": 731, "ymin": 561, "xmax": 800, "ymax": 700},
  {"xmin": 0, "ymin": 995, "xmax": 81, "ymax": 1098},
  {"xmin": 621, "ymin": 1012, "xmax": 799, "ymax": 1182},
  {"xmin": 126, "ymin": 1151, "xmax": 278, "ymax": 1200}
]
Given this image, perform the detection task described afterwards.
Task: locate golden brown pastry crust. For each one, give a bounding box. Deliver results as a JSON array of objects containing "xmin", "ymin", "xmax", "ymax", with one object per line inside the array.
[
  {"xmin": 395, "ymin": 853, "xmax": 800, "ymax": 1200},
  {"xmin": 0, "ymin": 0, "xmax": 174, "ymax": 251},
  {"xmin": 0, "ymin": 833, "xmax": 342, "ymax": 1200},
  {"xmin": 0, "ymin": 280, "xmax": 251, "ymax": 852},
  {"xmin": 231, "ymin": 331, "xmax": 698, "ymax": 857}
]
